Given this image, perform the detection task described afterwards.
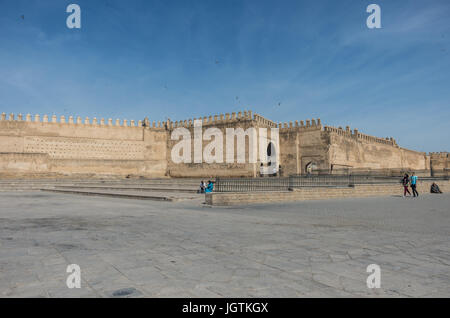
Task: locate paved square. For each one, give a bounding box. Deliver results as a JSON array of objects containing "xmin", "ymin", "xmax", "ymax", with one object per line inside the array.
[{"xmin": 0, "ymin": 191, "xmax": 449, "ymax": 297}]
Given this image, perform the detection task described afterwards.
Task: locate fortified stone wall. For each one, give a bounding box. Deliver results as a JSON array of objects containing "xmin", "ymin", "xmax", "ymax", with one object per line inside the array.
[
  {"xmin": 273, "ymin": 120, "xmax": 431, "ymax": 175},
  {"xmin": 166, "ymin": 110, "xmax": 278, "ymax": 177},
  {"xmin": 278, "ymin": 118, "xmax": 328, "ymax": 175},
  {"xmin": 323, "ymin": 125, "xmax": 429, "ymax": 173},
  {"xmin": 0, "ymin": 113, "xmax": 167, "ymax": 177},
  {"xmin": 0, "ymin": 111, "xmax": 442, "ymax": 178},
  {"xmin": 430, "ymin": 152, "xmax": 449, "ymax": 176},
  {"xmin": 275, "ymin": 118, "xmax": 427, "ymax": 175}
]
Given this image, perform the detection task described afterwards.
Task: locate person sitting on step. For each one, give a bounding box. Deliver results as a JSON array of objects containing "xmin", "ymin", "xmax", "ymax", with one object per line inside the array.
[
  {"xmin": 430, "ymin": 182, "xmax": 443, "ymax": 194},
  {"xmin": 205, "ymin": 180, "xmax": 214, "ymax": 193},
  {"xmin": 198, "ymin": 180, "xmax": 206, "ymax": 194}
]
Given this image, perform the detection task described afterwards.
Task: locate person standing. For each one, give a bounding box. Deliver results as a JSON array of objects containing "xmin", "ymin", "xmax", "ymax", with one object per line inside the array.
[
  {"xmin": 402, "ymin": 173, "xmax": 411, "ymax": 197},
  {"xmin": 410, "ymin": 172, "xmax": 419, "ymax": 197}
]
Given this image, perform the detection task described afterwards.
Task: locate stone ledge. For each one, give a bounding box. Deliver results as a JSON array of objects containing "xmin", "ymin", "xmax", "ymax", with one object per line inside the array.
[{"xmin": 206, "ymin": 180, "xmax": 450, "ymax": 205}]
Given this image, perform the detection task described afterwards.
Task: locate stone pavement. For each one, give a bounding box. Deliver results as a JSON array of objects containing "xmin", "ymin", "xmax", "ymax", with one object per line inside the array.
[{"xmin": 0, "ymin": 191, "xmax": 449, "ymax": 297}]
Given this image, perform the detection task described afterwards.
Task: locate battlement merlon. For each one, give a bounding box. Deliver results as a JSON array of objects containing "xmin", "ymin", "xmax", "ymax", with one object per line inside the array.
[
  {"xmin": 0, "ymin": 110, "xmax": 320, "ymax": 131},
  {"xmin": 277, "ymin": 118, "xmax": 322, "ymax": 130},
  {"xmin": 169, "ymin": 110, "xmax": 258, "ymax": 129},
  {"xmin": 429, "ymin": 152, "xmax": 449, "ymax": 158},
  {"xmin": 274, "ymin": 119, "xmax": 399, "ymax": 148},
  {"xmin": 0, "ymin": 112, "xmax": 171, "ymax": 129},
  {"xmin": 323, "ymin": 125, "xmax": 399, "ymax": 147},
  {"xmin": 169, "ymin": 111, "xmax": 323, "ymax": 131}
]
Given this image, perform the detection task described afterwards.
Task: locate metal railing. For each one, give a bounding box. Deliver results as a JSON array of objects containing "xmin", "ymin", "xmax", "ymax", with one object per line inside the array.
[
  {"xmin": 306, "ymin": 168, "xmax": 449, "ymax": 178},
  {"xmin": 289, "ymin": 174, "xmax": 354, "ymax": 188},
  {"xmin": 430, "ymin": 168, "xmax": 449, "ymax": 179},
  {"xmin": 214, "ymin": 172, "xmax": 449, "ymax": 192},
  {"xmin": 214, "ymin": 177, "xmax": 289, "ymax": 192}
]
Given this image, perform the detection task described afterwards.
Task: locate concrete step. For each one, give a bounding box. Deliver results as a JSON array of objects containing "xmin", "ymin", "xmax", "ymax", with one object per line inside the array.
[
  {"xmin": 52, "ymin": 185, "xmax": 197, "ymax": 193},
  {"xmin": 0, "ymin": 179, "xmax": 205, "ymax": 191},
  {"xmin": 0, "ymin": 179, "xmax": 202, "ymax": 183},
  {"xmin": 0, "ymin": 180, "xmax": 203, "ymax": 186},
  {"xmin": 41, "ymin": 188, "xmax": 205, "ymax": 202}
]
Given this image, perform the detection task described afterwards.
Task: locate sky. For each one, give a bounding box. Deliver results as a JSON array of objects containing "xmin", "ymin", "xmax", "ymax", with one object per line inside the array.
[{"xmin": 0, "ymin": 0, "xmax": 449, "ymax": 152}]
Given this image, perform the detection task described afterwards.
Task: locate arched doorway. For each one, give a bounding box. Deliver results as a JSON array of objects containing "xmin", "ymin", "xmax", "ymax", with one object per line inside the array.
[
  {"xmin": 305, "ymin": 161, "xmax": 317, "ymax": 174},
  {"xmin": 267, "ymin": 142, "xmax": 277, "ymax": 175}
]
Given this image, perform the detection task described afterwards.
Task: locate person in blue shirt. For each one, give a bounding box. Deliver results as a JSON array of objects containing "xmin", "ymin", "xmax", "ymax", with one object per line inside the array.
[
  {"xmin": 205, "ymin": 180, "xmax": 214, "ymax": 193},
  {"xmin": 410, "ymin": 172, "xmax": 419, "ymax": 197}
]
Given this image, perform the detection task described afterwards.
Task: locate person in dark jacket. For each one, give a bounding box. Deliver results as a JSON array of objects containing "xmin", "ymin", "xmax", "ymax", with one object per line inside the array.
[
  {"xmin": 402, "ymin": 173, "xmax": 411, "ymax": 197},
  {"xmin": 431, "ymin": 182, "xmax": 443, "ymax": 194}
]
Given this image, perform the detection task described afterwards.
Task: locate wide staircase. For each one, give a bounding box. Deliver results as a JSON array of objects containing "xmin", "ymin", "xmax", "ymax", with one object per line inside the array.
[{"xmin": 0, "ymin": 178, "xmax": 206, "ymax": 202}]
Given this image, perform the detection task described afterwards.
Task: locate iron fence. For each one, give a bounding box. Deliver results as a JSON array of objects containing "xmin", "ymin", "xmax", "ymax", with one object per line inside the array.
[
  {"xmin": 214, "ymin": 173, "xmax": 448, "ymax": 192},
  {"xmin": 214, "ymin": 177, "xmax": 289, "ymax": 192},
  {"xmin": 305, "ymin": 168, "xmax": 449, "ymax": 178},
  {"xmin": 289, "ymin": 174, "xmax": 354, "ymax": 188}
]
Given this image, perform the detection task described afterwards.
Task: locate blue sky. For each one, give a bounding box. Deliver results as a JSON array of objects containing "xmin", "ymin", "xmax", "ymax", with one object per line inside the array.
[{"xmin": 0, "ymin": 0, "xmax": 449, "ymax": 152}]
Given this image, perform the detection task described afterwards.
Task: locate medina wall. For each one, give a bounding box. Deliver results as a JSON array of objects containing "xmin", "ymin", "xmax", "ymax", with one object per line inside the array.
[
  {"xmin": 166, "ymin": 111, "xmax": 278, "ymax": 178},
  {"xmin": 156, "ymin": 113, "xmax": 346, "ymax": 178},
  {"xmin": 0, "ymin": 111, "xmax": 439, "ymax": 179},
  {"xmin": 0, "ymin": 113, "xmax": 167, "ymax": 177},
  {"xmin": 166, "ymin": 113, "xmax": 331, "ymax": 178},
  {"xmin": 323, "ymin": 126, "xmax": 429, "ymax": 173},
  {"xmin": 430, "ymin": 152, "xmax": 449, "ymax": 176},
  {"xmin": 278, "ymin": 118, "xmax": 329, "ymax": 176},
  {"xmin": 276, "ymin": 120, "xmax": 431, "ymax": 176}
]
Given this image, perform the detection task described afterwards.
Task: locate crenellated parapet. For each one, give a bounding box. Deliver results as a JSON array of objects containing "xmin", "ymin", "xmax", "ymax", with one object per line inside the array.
[
  {"xmin": 324, "ymin": 125, "xmax": 398, "ymax": 147},
  {"xmin": 0, "ymin": 111, "xmax": 326, "ymax": 134},
  {"xmin": 253, "ymin": 113, "xmax": 277, "ymax": 128},
  {"xmin": 429, "ymin": 152, "xmax": 449, "ymax": 158},
  {"xmin": 168, "ymin": 110, "xmax": 256, "ymax": 129},
  {"xmin": 0, "ymin": 112, "xmax": 168, "ymax": 129},
  {"xmin": 277, "ymin": 118, "xmax": 322, "ymax": 131}
]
